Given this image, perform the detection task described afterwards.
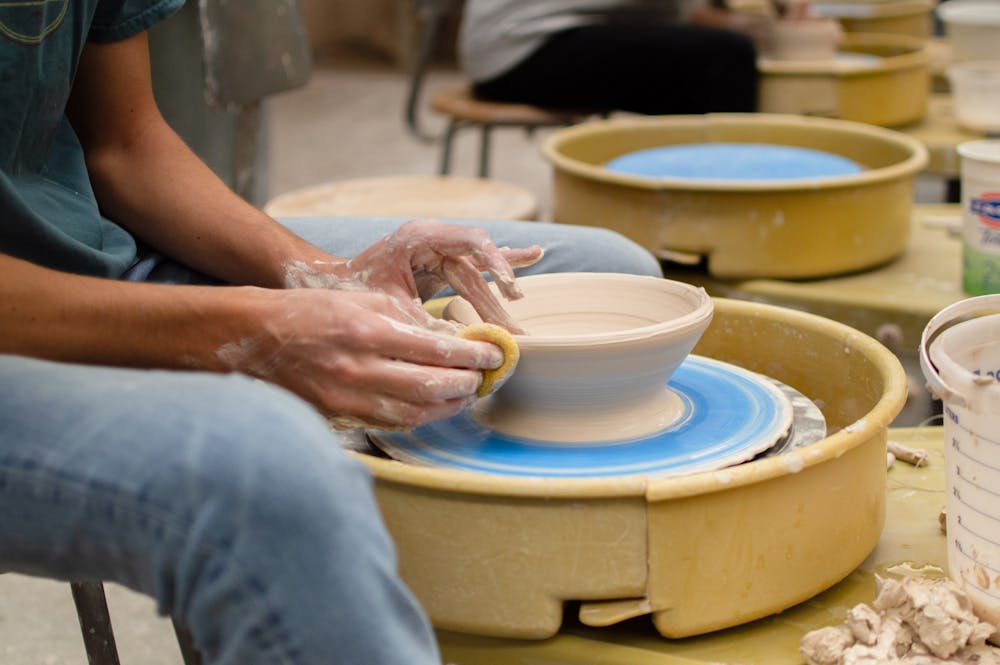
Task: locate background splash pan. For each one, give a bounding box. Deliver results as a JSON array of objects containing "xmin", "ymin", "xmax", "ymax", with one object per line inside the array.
[{"xmin": 543, "ymin": 113, "xmax": 928, "ymax": 279}]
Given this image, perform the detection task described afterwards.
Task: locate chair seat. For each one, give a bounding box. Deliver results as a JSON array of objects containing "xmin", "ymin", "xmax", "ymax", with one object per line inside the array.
[
  {"xmin": 264, "ymin": 175, "xmax": 538, "ymax": 220},
  {"xmin": 430, "ymin": 86, "xmax": 591, "ymax": 126}
]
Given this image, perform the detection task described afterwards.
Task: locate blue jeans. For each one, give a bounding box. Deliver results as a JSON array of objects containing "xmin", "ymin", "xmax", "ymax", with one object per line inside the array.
[{"xmin": 0, "ymin": 217, "xmax": 660, "ymax": 665}]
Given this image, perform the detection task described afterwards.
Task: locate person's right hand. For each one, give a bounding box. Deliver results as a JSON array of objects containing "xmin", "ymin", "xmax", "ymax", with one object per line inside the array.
[{"xmin": 218, "ymin": 287, "xmax": 504, "ymax": 430}]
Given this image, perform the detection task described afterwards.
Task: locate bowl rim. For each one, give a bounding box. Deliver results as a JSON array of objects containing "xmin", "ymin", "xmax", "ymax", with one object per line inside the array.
[
  {"xmin": 542, "ymin": 112, "xmax": 929, "ymax": 192},
  {"xmin": 446, "ymin": 273, "xmax": 714, "ymax": 348}
]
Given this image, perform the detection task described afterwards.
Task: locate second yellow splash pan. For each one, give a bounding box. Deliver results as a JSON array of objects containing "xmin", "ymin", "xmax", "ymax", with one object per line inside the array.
[{"xmin": 542, "ymin": 113, "xmax": 928, "ymax": 279}]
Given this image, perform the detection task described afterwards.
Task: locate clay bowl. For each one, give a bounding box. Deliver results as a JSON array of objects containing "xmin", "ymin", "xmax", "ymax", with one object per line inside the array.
[
  {"xmin": 766, "ymin": 18, "xmax": 842, "ymax": 62},
  {"xmin": 444, "ymin": 273, "xmax": 714, "ymax": 443}
]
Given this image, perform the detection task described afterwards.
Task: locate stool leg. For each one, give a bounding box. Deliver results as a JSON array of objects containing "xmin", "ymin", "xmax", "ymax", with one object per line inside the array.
[
  {"xmin": 70, "ymin": 581, "xmax": 121, "ymax": 665},
  {"xmin": 438, "ymin": 121, "xmax": 459, "ymax": 175},
  {"xmin": 478, "ymin": 125, "xmax": 492, "ymax": 178},
  {"xmin": 172, "ymin": 619, "xmax": 203, "ymax": 665},
  {"xmin": 946, "ymin": 177, "xmax": 961, "ymax": 203}
]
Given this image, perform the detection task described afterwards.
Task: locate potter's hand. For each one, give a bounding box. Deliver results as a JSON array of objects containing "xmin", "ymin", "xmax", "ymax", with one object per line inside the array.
[
  {"xmin": 289, "ymin": 219, "xmax": 542, "ymax": 334},
  {"xmin": 219, "ymin": 288, "xmax": 504, "ymax": 429}
]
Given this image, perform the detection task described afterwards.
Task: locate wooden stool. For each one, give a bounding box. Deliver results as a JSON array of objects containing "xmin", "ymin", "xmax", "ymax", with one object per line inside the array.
[
  {"xmin": 429, "ymin": 87, "xmax": 596, "ymax": 177},
  {"xmin": 264, "ymin": 175, "xmax": 538, "ymax": 220}
]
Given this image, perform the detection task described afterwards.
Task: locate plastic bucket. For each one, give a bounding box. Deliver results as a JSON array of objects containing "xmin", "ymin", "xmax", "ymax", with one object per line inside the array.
[
  {"xmin": 937, "ymin": 0, "xmax": 1000, "ymax": 62},
  {"xmin": 948, "ymin": 64, "xmax": 1000, "ymax": 134},
  {"xmin": 920, "ymin": 294, "xmax": 1000, "ymax": 626},
  {"xmin": 958, "ymin": 141, "xmax": 1000, "ymax": 295}
]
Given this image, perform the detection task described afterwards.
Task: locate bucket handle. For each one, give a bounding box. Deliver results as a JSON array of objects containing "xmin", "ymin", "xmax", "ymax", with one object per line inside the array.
[{"xmin": 919, "ymin": 294, "xmax": 1000, "ymax": 408}]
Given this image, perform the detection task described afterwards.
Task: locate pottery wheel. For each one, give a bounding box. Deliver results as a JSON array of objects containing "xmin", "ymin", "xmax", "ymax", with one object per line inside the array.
[{"xmin": 367, "ymin": 356, "xmax": 825, "ymax": 479}]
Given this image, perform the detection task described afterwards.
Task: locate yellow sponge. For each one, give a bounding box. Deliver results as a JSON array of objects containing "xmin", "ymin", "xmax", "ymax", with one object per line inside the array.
[{"xmin": 457, "ymin": 323, "xmax": 520, "ymax": 398}]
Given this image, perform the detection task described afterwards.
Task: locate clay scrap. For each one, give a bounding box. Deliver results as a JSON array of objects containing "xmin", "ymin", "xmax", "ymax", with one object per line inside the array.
[{"xmin": 800, "ymin": 576, "xmax": 1000, "ymax": 664}]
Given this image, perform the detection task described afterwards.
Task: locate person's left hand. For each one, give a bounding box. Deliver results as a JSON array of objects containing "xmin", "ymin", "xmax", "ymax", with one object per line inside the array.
[{"xmin": 284, "ymin": 219, "xmax": 543, "ymax": 334}]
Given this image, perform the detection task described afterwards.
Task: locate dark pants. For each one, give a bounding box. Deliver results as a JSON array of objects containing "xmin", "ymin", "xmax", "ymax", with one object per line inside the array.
[{"xmin": 473, "ymin": 23, "xmax": 759, "ymax": 115}]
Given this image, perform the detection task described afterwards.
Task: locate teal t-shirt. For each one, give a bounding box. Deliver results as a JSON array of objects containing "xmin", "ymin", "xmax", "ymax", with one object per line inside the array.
[{"xmin": 0, "ymin": 0, "xmax": 183, "ymax": 277}]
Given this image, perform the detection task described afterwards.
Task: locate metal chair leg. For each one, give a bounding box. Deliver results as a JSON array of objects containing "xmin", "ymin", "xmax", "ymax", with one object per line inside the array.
[
  {"xmin": 438, "ymin": 120, "xmax": 459, "ymax": 175},
  {"xmin": 172, "ymin": 618, "xmax": 203, "ymax": 665},
  {"xmin": 478, "ymin": 125, "xmax": 492, "ymax": 178},
  {"xmin": 70, "ymin": 581, "xmax": 121, "ymax": 665}
]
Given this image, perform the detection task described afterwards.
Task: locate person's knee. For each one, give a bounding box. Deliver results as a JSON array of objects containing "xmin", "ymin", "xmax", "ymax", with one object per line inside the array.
[
  {"xmin": 164, "ymin": 375, "xmax": 381, "ymax": 559},
  {"xmin": 549, "ymin": 225, "xmax": 662, "ymax": 277}
]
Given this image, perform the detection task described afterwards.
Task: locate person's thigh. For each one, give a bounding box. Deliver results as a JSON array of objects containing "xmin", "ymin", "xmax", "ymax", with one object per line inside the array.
[
  {"xmin": 0, "ymin": 355, "xmax": 438, "ymax": 665},
  {"xmin": 125, "ymin": 216, "xmax": 662, "ymax": 286},
  {"xmin": 280, "ymin": 215, "xmax": 663, "ymax": 278}
]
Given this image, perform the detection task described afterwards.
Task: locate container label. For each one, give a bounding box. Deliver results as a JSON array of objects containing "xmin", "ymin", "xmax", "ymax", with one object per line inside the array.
[
  {"xmin": 964, "ymin": 191, "xmax": 1000, "ymax": 295},
  {"xmin": 971, "ymin": 193, "xmax": 1000, "ymax": 226}
]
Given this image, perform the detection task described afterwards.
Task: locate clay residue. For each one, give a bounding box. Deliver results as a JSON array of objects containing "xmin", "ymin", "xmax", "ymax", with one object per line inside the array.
[{"xmin": 800, "ymin": 576, "xmax": 1000, "ymax": 664}]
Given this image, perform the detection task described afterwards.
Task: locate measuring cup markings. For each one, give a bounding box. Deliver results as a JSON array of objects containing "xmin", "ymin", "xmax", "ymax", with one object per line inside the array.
[
  {"xmin": 951, "ymin": 544, "xmax": 1000, "ymax": 599},
  {"xmin": 952, "ymin": 440, "xmax": 1000, "ymax": 474}
]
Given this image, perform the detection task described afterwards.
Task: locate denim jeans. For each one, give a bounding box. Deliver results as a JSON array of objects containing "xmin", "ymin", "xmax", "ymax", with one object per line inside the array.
[{"xmin": 0, "ymin": 217, "xmax": 660, "ymax": 664}]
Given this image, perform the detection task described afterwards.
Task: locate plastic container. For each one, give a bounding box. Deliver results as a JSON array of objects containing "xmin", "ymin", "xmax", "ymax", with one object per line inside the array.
[
  {"xmin": 948, "ymin": 62, "xmax": 1000, "ymax": 134},
  {"xmin": 920, "ymin": 295, "xmax": 1000, "ymax": 627},
  {"xmin": 937, "ymin": 0, "xmax": 1000, "ymax": 62},
  {"xmin": 958, "ymin": 141, "xmax": 1000, "ymax": 295}
]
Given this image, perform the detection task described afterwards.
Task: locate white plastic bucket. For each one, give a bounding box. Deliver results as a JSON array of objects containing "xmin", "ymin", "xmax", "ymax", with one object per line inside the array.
[
  {"xmin": 920, "ymin": 294, "xmax": 1000, "ymax": 626},
  {"xmin": 948, "ymin": 64, "xmax": 1000, "ymax": 134},
  {"xmin": 958, "ymin": 141, "xmax": 1000, "ymax": 295},
  {"xmin": 937, "ymin": 0, "xmax": 1000, "ymax": 62}
]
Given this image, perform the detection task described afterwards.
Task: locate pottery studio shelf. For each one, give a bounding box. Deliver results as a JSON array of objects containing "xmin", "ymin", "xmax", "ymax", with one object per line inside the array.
[{"xmin": 436, "ymin": 426, "xmax": 949, "ymax": 665}]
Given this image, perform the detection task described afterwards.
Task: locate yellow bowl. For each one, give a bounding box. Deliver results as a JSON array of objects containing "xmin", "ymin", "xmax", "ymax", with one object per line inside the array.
[
  {"xmin": 353, "ymin": 299, "xmax": 907, "ymax": 639},
  {"xmin": 542, "ymin": 113, "xmax": 928, "ymax": 279}
]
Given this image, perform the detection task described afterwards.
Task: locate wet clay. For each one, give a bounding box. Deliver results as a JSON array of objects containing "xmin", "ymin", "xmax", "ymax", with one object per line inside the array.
[
  {"xmin": 800, "ymin": 576, "xmax": 1000, "ymax": 665},
  {"xmin": 445, "ymin": 273, "xmax": 714, "ymax": 443}
]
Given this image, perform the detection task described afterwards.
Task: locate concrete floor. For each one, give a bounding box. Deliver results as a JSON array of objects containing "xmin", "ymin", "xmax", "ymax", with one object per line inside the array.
[{"xmin": 0, "ymin": 55, "xmax": 950, "ymax": 663}]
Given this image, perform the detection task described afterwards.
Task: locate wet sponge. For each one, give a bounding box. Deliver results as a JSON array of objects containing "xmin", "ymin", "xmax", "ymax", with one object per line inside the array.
[{"xmin": 457, "ymin": 323, "xmax": 520, "ymax": 398}]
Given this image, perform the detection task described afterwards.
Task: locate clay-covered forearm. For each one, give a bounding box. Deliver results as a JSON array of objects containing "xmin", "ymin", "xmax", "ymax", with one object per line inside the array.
[{"xmin": 0, "ymin": 253, "xmax": 267, "ymax": 371}]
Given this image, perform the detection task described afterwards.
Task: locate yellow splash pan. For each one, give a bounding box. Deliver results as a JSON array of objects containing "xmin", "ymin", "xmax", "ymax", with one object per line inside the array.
[
  {"xmin": 758, "ymin": 33, "xmax": 932, "ymax": 127},
  {"xmin": 542, "ymin": 113, "xmax": 928, "ymax": 279},
  {"xmin": 814, "ymin": 0, "xmax": 935, "ymax": 39},
  {"xmin": 352, "ymin": 299, "xmax": 907, "ymax": 640}
]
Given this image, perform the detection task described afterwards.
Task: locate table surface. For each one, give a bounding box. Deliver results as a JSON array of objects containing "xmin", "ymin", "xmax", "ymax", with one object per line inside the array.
[
  {"xmin": 896, "ymin": 93, "xmax": 986, "ymax": 177},
  {"xmin": 662, "ymin": 203, "xmax": 965, "ymax": 352},
  {"xmin": 437, "ymin": 426, "xmax": 950, "ymax": 665}
]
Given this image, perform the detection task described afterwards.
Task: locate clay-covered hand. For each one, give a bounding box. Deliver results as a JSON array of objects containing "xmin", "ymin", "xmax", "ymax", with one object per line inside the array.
[
  {"xmin": 286, "ymin": 219, "xmax": 542, "ymax": 334},
  {"xmin": 217, "ymin": 287, "xmax": 505, "ymax": 429}
]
